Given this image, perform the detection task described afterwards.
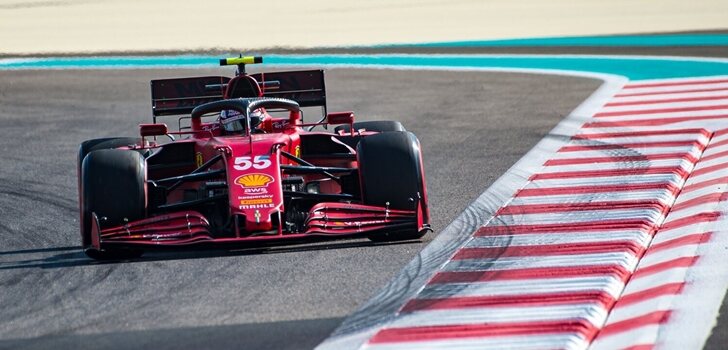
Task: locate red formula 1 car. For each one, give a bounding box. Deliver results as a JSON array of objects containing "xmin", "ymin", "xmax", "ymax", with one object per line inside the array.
[{"xmin": 78, "ymin": 56, "xmax": 430, "ymax": 259}]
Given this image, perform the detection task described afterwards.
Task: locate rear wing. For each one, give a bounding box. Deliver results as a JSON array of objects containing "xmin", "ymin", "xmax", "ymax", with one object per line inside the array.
[
  {"xmin": 150, "ymin": 70, "xmax": 327, "ymax": 117},
  {"xmin": 252, "ymin": 70, "xmax": 326, "ymax": 109}
]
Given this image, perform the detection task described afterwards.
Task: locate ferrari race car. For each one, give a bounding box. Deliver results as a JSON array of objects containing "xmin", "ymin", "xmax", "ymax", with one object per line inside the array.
[{"xmin": 78, "ymin": 56, "xmax": 430, "ymax": 259}]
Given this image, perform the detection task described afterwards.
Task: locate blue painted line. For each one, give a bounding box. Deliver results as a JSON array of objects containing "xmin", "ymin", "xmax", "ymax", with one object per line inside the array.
[
  {"xmin": 369, "ymin": 34, "xmax": 728, "ymax": 48},
  {"xmin": 0, "ymin": 55, "xmax": 215, "ymax": 69},
  {"xmin": 2, "ymin": 54, "xmax": 728, "ymax": 81}
]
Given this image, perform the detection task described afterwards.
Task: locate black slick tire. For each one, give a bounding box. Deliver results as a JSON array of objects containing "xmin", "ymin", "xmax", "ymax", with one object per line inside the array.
[
  {"xmin": 80, "ymin": 149, "xmax": 146, "ymax": 260},
  {"xmin": 357, "ymin": 131, "xmax": 426, "ymax": 242},
  {"xmin": 77, "ymin": 137, "xmax": 139, "ymax": 246}
]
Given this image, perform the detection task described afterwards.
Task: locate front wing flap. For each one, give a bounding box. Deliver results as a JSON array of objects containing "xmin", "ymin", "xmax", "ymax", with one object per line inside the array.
[{"xmin": 305, "ymin": 202, "xmax": 418, "ymax": 235}]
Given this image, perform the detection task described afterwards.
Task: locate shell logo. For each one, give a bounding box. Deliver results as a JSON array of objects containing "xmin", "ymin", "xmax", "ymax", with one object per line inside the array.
[{"xmin": 235, "ymin": 173, "xmax": 273, "ymax": 188}]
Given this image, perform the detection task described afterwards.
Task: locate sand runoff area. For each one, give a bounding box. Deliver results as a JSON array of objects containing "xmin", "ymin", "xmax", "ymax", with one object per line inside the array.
[{"xmin": 1, "ymin": 0, "xmax": 727, "ymax": 55}]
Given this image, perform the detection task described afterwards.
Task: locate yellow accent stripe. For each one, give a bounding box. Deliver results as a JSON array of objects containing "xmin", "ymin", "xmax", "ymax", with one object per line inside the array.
[{"xmin": 221, "ymin": 56, "xmax": 262, "ymax": 65}]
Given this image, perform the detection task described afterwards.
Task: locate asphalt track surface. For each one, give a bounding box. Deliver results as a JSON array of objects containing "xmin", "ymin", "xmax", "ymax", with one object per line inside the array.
[
  {"xmin": 4, "ymin": 44, "xmax": 728, "ymax": 349},
  {"xmin": 0, "ymin": 67, "xmax": 601, "ymax": 349}
]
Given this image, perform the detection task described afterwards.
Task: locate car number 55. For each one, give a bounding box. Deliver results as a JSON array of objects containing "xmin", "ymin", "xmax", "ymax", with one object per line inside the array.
[{"xmin": 234, "ymin": 155, "xmax": 271, "ymax": 170}]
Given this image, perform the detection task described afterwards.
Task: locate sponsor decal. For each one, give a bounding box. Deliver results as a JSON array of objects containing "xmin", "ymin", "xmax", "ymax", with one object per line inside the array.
[
  {"xmin": 195, "ymin": 152, "xmax": 204, "ymax": 167},
  {"xmin": 239, "ymin": 203, "xmax": 275, "ymax": 210},
  {"xmin": 234, "ymin": 173, "xmax": 273, "ymax": 188},
  {"xmin": 202, "ymin": 123, "xmax": 220, "ymax": 131},
  {"xmin": 294, "ymin": 145, "xmax": 301, "ymax": 158},
  {"xmin": 273, "ymin": 120, "xmax": 290, "ymax": 130},
  {"xmin": 244, "ymin": 187, "xmax": 268, "ymax": 194},
  {"xmin": 238, "ymin": 195, "xmax": 273, "ymax": 200},
  {"xmin": 240, "ymin": 197, "xmax": 273, "ymax": 206},
  {"xmin": 237, "ymin": 194, "xmax": 275, "ymax": 209}
]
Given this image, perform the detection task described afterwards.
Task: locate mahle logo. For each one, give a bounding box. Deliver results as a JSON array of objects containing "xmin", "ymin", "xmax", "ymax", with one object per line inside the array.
[{"xmin": 235, "ymin": 173, "xmax": 273, "ymax": 188}]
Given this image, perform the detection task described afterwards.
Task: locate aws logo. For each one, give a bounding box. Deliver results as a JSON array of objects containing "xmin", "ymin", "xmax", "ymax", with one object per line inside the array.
[{"xmin": 234, "ymin": 173, "xmax": 273, "ymax": 188}]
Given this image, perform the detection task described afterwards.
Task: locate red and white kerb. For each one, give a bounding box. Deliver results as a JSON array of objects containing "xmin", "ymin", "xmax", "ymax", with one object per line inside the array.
[{"xmin": 360, "ymin": 76, "xmax": 728, "ymax": 350}]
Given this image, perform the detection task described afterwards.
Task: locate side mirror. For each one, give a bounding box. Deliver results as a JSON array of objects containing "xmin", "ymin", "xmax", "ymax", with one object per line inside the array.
[
  {"xmin": 327, "ymin": 112, "xmax": 354, "ymax": 125},
  {"xmin": 139, "ymin": 123, "xmax": 168, "ymax": 137}
]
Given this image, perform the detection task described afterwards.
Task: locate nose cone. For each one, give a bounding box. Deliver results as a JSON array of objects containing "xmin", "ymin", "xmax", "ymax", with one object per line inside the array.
[{"xmin": 223, "ymin": 137, "xmax": 284, "ymax": 232}]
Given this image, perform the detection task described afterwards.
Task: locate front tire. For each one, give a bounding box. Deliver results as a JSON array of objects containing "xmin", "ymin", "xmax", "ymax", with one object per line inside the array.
[
  {"xmin": 77, "ymin": 137, "xmax": 140, "ymax": 246},
  {"xmin": 80, "ymin": 149, "xmax": 146, "ymax": 260},
  {"xmin": 357, "ymin": 131, "xmax": 427, "ymax": 242}
]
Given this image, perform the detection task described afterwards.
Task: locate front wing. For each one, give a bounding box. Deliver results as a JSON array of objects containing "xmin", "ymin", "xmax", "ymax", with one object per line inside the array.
[{"xmin": 89, "ymin": 203, "xmax": 427, "ymax": 250}]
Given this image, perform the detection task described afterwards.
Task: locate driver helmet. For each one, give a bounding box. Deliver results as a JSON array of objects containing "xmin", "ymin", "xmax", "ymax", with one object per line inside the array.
[{"xmin": 219, "ymin": 108, "xmax": 263, "ymax": 134}]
